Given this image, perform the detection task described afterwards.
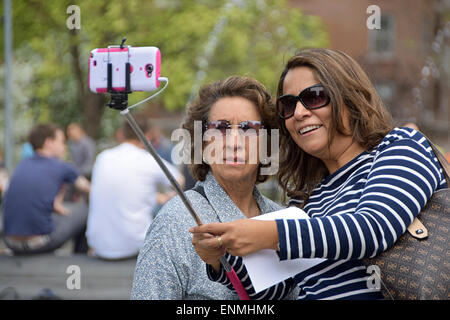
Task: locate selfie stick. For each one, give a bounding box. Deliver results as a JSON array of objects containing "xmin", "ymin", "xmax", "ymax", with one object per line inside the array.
[
  {"xmin": 120, "ymin": 108, "xmax": 204, "ymax": 225},
  {"xmin": 105, "ymin": 51, "xmax": 249, "ymax": 299}
]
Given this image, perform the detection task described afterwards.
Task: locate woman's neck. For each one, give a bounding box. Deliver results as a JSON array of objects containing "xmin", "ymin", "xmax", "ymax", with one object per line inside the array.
[
  {"xmin": 215, "ymin": 175, "xmax": 261, "ymax": 218},
  {"xmin": 322, "ymin": 139, "xmax": 365, "ymax": 174}
]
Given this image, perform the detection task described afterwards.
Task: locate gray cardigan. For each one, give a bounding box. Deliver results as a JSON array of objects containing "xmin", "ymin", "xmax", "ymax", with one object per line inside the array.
[{"xmin": 130, "ymin": 172, "xmax": 282, "ymax": 300}]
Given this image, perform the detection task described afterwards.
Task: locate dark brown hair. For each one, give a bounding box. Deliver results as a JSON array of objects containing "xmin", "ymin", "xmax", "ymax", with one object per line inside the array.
[
  {"xmin": 276, "ymin": 48, "xmax": 394, "ymax": 205},
  {"xmin": 182, "ymin": 76, "xmax": 277, "ymax": 182},
  {"xmin": 28, "ymin": 123, "xmax": 61, "ymax": 150}
]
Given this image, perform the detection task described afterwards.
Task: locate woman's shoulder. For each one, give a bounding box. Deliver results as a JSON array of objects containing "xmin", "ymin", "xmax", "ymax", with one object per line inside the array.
[
  {"xmin": 372, "ymin": 127, "xmax": 445, "ymax": 186},
  {"xmin": 380, "ymin": 126, "xmax": 425, "ymax": 143},
  {"xmin": 155, "ymin": 189, "xmax": 207, "ymax": 219},
  {"xmin": 141, "ymin": 190, "xmax": 209, "ymax": 255},
  {"xmin": 374, "ymin": 127, "xmax": 432, "ymax": 156}
]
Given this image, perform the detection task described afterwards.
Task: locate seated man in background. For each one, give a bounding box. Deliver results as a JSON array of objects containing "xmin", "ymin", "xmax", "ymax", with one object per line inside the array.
[
  {"xmin": 3, "ymin": 124, "xmax": 90, "ymax": 255},
  {"xmin": 86, "ymin": 117, "xmax": 184, "ymax": 260}
]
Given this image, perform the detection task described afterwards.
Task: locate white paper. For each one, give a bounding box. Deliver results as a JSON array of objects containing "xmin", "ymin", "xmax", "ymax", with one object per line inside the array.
[{"xmin": 242, "ymin": 207, "xmax": 326, "ymax": 293}]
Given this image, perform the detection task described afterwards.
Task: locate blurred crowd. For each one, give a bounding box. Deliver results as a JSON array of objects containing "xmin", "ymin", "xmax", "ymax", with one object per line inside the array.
[{"xmin": 0, "ymin": 118, "xmax": 194, "ymax": 259}]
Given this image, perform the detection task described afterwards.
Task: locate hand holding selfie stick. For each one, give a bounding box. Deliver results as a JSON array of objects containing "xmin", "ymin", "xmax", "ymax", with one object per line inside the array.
[{"xmin": 104, "ymin": 42, "xmax": 249, "ymax": 299}]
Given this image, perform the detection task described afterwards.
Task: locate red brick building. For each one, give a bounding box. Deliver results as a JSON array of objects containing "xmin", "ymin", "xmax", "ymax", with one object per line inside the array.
[{"xmin": 290, "ymin": 0, "xmax": 449, "ymax": 149}]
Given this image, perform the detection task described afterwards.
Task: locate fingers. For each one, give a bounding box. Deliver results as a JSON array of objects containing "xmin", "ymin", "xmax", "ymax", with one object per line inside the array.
[
  {"xmin": 189, "ymin": 222, "xmax": 227, "ymax": 236},
  {"xmin": 191, "ymin": 232, "xmax": 214, "ymax": 245},
  {"xmin": 190, "ymin": 223, "xmax": 229, "ymax": 251},
  {"xmin": 192, "ymin": 232, "xmax": 224, "ymax": 250},
  {"xmin": 191, "ymin": 230, "xmax": 226, "ymax": 266}
]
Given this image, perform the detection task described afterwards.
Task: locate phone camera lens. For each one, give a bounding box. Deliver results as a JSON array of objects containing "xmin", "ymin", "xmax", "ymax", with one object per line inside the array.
[{"xmin": 146, "ymin": 64, "xmax": 153, "ymax": 74}]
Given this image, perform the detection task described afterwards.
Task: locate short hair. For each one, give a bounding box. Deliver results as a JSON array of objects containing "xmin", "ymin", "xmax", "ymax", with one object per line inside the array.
[
  {"xmin": 122, "ymin": 117, "xmax": 151, "ymax": 140},
  {"xmin": 182, "ymin": 76, "xmax": 277, "ymax": 182},
  {"xmin": 275, "ymin": 48, "xmax": 394, "ymax": 204},
  {"xmin": 28, "ymin": 124, "xmax": 61, "ymax": 150}
]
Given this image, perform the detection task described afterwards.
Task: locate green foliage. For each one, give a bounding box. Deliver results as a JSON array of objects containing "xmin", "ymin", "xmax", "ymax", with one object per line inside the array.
[{"xmin": 1, "ymin": 0, "xmax": 329, "ymax": 140}]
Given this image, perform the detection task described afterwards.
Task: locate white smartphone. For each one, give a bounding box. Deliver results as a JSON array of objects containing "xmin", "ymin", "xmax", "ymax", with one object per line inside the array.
[{"xmin": 89, "ymin": 46, "xmax": 161, "ymax": 93}]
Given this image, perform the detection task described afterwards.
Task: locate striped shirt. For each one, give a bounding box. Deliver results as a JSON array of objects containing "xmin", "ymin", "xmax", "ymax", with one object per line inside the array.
[{"xmin": 208, "ymin": 127, "xmax": 447, "ymax": 300}]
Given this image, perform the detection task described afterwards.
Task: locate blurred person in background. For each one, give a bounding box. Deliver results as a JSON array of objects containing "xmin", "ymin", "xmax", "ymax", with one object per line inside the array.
[
  {"xmin": 115, "ymin": 127, "xmax": 125, "ymax": 144},
  {"xmin": 2, "ymin": 124, "xmax": 90, "ymax": 255},
  {"xmin": 20, "ymin": 141, "xmax": 34, "ymax": 160},
  {"xmin": 86, "ymin": 117, "xmax": 184, "ymax": 260},
  {"xmin": 147, "ymin": 123, "xmax": 197, "ymax": 217},
  {"xmin": 0, "ymin": 150, "xmax": 9, "ymax": 204},
  {"xmin": 148, "ymin": 124, "xmax": 174, "ymax": 164},
  {"xmin": 66, "ymin": 123, "xmax": 96, "ymax": 180}
]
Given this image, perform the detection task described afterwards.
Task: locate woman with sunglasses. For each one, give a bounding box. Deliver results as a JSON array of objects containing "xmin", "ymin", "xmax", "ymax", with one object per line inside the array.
[
  {"xmin": 131, "ymin": 76, "xmax": 297, "ymax": 299},
  {"xmin": 190, "ymin": 48, "xmax": 447, "ymax": 299}
]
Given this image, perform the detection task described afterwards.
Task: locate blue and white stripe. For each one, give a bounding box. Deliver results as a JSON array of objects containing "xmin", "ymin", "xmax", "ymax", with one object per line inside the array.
[{"xmin": 208, "ymin": 127, "xmax": 446, "ymax": 300}]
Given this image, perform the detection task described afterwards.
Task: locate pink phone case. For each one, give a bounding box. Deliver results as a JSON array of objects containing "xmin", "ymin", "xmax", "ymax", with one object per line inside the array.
[{"xmin": 89, "ymin": 46, "xmax": 161, "ymax": 93}]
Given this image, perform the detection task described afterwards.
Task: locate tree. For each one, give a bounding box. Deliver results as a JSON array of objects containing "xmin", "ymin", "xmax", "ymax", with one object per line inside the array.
[{"xmin": 1, "ymin": 0, "xmax": 328, "ymax": 144}]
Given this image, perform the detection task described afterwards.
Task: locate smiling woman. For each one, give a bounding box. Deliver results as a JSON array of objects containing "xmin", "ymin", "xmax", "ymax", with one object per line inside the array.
[
  {"xmin": 190, "ymin": 48, "xmax": 447, "ymax": 300},
  {"xmin": 282, "ymin": 67, "xmax": 365, "ymax": 177},
  {"xmin": 276, "ymin": 49, "xmax": 393, "ymax": 203}
]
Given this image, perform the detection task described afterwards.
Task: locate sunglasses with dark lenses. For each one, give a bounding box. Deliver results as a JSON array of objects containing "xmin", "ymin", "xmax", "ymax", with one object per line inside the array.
[
  {"xmin": 277, "ymin": 84, "xmax": 330, "ymax": 119},
  {"xmin": 204, "ymin": 120, "xmax": 265, "ymax": 135}
]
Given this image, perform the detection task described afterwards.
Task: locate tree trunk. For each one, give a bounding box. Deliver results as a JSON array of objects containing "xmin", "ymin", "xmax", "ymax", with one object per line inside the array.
[
  {"xmin": 83, "ymin": 92, "xmax": 106, "ymax": 139},
  {"xmin": 68, "ymin": 29, "xmax": 105, "ymax": 139}
]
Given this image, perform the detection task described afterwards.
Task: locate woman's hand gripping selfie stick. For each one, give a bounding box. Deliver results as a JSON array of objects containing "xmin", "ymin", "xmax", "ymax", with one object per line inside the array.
[{"xmin": 118, "ymin": 80, "xmax": 250, "ymax": 300}]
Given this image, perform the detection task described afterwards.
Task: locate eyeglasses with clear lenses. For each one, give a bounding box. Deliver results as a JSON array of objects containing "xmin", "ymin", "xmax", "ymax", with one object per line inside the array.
[{"xmin": 204, "ymin": 120, "xmax": 265, "ymax": 136}]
